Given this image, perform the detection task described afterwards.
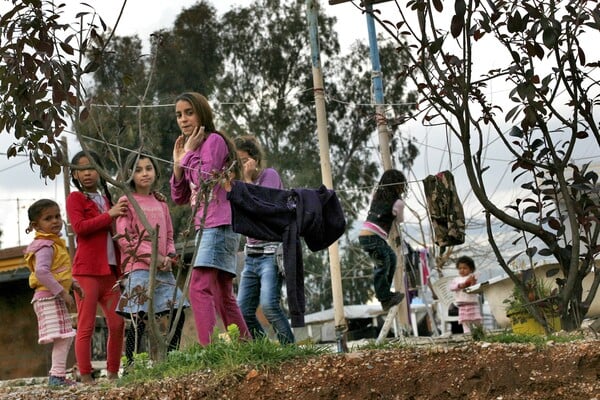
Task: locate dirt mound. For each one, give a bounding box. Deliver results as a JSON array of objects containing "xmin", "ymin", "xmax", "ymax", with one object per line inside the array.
[{"xmin": 2, "ymin": 339, "xmax": 599, "ymax": 400}]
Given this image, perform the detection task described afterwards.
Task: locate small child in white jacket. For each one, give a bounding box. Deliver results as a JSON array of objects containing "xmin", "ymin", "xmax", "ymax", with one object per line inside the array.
[{"xmin": 450, "ymin": 255, "xmax": 482, "ymax": 333}]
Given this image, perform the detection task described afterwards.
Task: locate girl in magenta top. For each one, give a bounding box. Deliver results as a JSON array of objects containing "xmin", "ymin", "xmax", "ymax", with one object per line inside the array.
[{"xmin": 170, "ymin": 92, "xmax": 250, "ymax": 345}]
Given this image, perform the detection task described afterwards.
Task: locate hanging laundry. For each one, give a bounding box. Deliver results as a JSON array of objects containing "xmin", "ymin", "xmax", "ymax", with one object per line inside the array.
[
  {"xmin": 423, "ymin": 171, "xmax": 466, "ymax": 251},
  {"xmin": 419, "ymin": 248, "xmax": 430, "ymax": 285},
  {"xmin": 227, "ymin": 181, "xmax": 346, "ymax": 327},
  {"xmin": 403, "ymin": 241, "xmax": 421, "ymax": 290}
]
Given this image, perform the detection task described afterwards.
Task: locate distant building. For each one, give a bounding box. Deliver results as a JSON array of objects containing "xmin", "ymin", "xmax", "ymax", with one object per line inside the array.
[{"xmin": 0, "ymin": 245, "xmax": 60, "ymax": 379}]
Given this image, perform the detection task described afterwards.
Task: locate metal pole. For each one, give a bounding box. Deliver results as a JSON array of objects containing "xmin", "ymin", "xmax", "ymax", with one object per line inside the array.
[
  {"xmin": 306, "ymin": 0, "xmax": 348, "ymax": 352},
  {"xmin": 365, "ymin": 2, "xmax": 392, "ymax": 171},
  {"xmin": 365, "ymin": 2, "xmax": 410, "ymax": 330}
]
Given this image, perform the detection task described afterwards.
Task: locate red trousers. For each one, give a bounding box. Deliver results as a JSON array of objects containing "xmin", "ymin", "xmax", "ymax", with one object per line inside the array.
[{"xmin": 74, "ymin": 275, "xmax": 124, "ymax": 375}]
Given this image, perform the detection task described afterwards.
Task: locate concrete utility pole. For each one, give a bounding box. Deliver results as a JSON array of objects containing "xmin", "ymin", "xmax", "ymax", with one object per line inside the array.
[{"xmin": 306, "ymin": 0, "xmax": 348, "ymax": 353}]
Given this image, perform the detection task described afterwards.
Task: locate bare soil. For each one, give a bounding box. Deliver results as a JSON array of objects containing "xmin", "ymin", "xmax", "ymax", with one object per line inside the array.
[{"xmin": 2, "ymin": 337, "xmax": 600, "ymax": 400}]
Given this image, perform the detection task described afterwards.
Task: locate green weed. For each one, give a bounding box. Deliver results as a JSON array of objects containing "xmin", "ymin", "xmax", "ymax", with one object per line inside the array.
[{"xmin": 119, "ymin": 324, "xmax": 328, "ymax": 385}]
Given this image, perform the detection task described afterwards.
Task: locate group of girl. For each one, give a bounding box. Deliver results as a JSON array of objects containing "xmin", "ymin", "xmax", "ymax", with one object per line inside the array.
[{"xmin": 25, "ymin": 91, "xmax": 295, "ymax": 386}]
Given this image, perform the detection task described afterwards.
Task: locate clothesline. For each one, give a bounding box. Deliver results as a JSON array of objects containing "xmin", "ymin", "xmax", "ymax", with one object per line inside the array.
[
  {"xmin": 87, "ymin": 88, "xmax": 418, "ymax": 111},
  {"xmin": 70, "ymin": 128, "xmax": 472, "ymax": 256},
  {"xmin": 63, "ymin": 129, "xmax": 433, "ymax": 195}
]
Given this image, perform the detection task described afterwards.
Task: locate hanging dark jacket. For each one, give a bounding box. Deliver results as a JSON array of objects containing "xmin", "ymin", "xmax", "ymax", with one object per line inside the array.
[{"xmin": 227, "ymin": 181, "xmax": 346, "ymax": 327}]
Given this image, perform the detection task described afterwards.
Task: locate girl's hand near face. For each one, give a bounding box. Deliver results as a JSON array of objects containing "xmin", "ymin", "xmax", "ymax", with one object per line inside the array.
[
  {"xmin": 242, "ymin": 157, "xmax": 258, "ymax": 182},
  {"xmin": 172, "ymin": 135, "xmax": 187, "ymax": 180},
  {"xmin": 173, "ymin": 135, "xmax": 187, "ymax": 164},
  {"xmin": 184, "ymin": 126, "xmax": 205, "ymax": 153}
]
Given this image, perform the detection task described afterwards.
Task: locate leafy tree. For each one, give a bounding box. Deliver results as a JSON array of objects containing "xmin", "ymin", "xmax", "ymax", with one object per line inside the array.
[
  {"xmin": 0, "ymin": 0, "xmax": 109, "ymax": 179},
  {"xmin": 152, "ymin": 1, "xmax": 223, "ymax": 98},
  {"xmin": 368, "ymin": 0, "xmax": 600, "ymax": 330},
  {"xmin": 0, "ymin": 0, "xmax": 194, "ymax": 362}
]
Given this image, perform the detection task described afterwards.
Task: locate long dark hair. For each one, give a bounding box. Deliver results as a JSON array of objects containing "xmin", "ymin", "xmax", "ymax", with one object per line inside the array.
[
  {"xmin": 373, "ymin": 169, "xmax": 407, "ymax": 203},
  {"xmin": 70, "ymin": 150, "xmax": 114, "ymax": 207},
  {"xmin": 175, "ymin": 92, "xmax": 241, "ymax": 179}
]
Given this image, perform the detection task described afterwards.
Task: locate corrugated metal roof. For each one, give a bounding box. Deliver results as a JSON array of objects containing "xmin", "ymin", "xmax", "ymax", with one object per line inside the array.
[
  {"xmin": 0, "ymin": 246, "xmax": 28, "ymax": 282},
  {"xmin": 0, "ymin": 267, "xmax": 29, "ymax": 283}
]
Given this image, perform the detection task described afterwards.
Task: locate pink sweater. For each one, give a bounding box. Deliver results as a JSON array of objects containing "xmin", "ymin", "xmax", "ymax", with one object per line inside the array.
[{"xmin": 116, "ymin": 193, "xmax": 176, "ymax": 273}]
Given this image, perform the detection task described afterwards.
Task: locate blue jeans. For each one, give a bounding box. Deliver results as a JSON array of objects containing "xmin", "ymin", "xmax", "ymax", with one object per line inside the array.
[
  {"xmin": 237, "ymin": 254, "xmax": 295, "ymax": 344},
  {"xmin": 359, "ymin": 235, "xmax": 397, "ymax": 302}
]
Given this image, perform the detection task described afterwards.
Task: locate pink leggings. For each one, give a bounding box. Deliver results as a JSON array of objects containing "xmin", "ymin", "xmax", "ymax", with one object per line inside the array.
[
  {"xmin": 74, "ymin": 275, "xmax": 124, "ymax": 375},
  {"xmin": 189, "ymin": 267, "xmax": 250, "ymax": 345},
  {"xmin": 49, "ymin": 336, "xmax": 73, "ymax": 377}
]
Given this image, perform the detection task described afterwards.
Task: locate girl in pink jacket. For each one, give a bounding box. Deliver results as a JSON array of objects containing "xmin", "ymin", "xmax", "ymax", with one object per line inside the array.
[{"xmin": 115, "ymin": 152, "xmax": 188, "ymax": 366}]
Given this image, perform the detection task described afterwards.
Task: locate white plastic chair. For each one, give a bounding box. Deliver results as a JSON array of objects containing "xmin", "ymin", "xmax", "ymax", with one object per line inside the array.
[{"xmin": 430, "ymin": 276, "xmax": 460, "ymax": 335}]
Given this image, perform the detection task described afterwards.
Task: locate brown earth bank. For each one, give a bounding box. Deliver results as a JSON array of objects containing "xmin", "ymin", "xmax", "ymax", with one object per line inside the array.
[{"xmin": 1, "ymin": 339, "xmax": 599, "ymax": 400}]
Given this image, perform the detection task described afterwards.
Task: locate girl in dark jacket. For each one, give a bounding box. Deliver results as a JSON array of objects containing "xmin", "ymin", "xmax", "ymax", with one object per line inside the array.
[{"xmin": 358, "ymin": 169, "xmax": 407, "ymax": 311}]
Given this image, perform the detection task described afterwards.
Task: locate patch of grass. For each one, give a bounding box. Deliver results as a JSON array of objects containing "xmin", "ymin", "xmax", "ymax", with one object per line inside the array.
[
  {"xmin": 482, "ymin": 330, "xmax": 584, "ymax": 347},
  {"xmin": 470, "ymin": 324, "xmax": 486, "ymax": 341},
  {"xmin": 119, "ymin": 325, "xmax": 329, "ymax": 385}
]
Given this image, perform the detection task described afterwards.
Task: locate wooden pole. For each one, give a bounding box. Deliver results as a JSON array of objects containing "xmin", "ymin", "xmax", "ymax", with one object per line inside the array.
[
  {"xmin": 60, "ymin": 138, "xmax": 75, "ymax": 260},
  {"xmin": 306, "ymin": 0, "xmax": 347, "ymax": 352}
]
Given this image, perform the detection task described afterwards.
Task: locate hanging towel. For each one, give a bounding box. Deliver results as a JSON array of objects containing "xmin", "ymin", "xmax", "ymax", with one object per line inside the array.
[{"xmin": 423, "ymin": 171, "xmax": 465, "ymax": 250}]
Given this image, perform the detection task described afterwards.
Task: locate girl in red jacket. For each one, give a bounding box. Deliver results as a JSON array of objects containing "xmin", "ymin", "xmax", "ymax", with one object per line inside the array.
[{"xmin": 66, "ymin": 150, "xmax": 127, "ymax": 384}]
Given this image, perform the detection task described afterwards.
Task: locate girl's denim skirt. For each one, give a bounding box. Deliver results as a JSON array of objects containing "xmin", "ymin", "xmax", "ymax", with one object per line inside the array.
[
  {"xmin": 193, "ymin": 225, "xmax": 240, "ymax": 276},
  {"xmin": 117, "ymin": 269, "xmax": 189, "ymax": 317}
]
